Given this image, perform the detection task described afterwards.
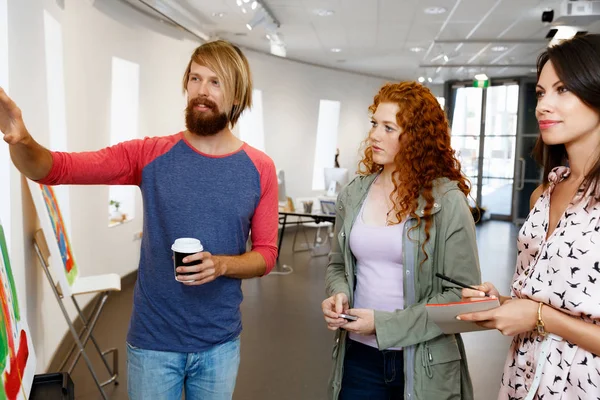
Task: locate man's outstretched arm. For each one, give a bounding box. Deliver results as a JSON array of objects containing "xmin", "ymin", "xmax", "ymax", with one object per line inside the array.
[
  {"xmin": 1, "ymin": 87, "xmax": 160, "ymax": 187},
  {"xmin": 0, "ymin": 88, "xmax": 53, "ymax": 180}
]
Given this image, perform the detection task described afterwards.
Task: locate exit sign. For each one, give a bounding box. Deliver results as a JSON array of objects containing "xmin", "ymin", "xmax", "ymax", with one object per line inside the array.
[{"xmin": 473, "ymin": 79, "xmax": 489, "ymax": 88}]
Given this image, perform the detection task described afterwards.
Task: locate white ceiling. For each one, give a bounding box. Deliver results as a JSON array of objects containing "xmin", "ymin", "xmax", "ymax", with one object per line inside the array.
[{"xmin": 150, "ymin": 0, "xmax": 600, "ymax": 82}]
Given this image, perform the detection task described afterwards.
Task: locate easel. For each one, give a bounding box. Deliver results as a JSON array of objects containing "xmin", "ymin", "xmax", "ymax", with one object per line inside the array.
[{"xmin": 33, "ymin": 230, "xmax": 120, "ymax": 400}]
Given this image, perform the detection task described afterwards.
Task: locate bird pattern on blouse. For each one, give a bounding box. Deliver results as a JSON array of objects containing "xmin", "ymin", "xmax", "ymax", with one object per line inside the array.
[{"xmin": 497, "ymin": 166, "xmax": 600, "ymax": 400}]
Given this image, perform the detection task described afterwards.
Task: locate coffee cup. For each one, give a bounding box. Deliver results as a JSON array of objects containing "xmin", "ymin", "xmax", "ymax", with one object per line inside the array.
[{"xmin": 172, "ymin": 238, "xmax": 203, "ymax": 282}]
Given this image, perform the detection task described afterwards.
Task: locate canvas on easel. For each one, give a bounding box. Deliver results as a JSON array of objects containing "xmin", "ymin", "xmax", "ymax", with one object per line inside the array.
[
  {"xmin": 0, "ymin": 219, "xmax": 36, "ymax": 400},
  {"xmin": 27, "ymin": 181, "xmax": 79, "ymax": 296},
  {"xmin": 27, "ymin": 181, "xmax": 120, "ymax": 399}
]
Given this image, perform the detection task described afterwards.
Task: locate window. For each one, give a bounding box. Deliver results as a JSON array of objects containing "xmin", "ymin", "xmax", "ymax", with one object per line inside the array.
[
  {"xmin": 312, "ymin": 100, "xmax": 341, "ymax": 191},
  {"xmin": 108, "ymin": 57, "xmax": 140, "ymax": 227},
  {"xmin": 238, "ymin": 89, "xmax": 265, "ymax": 152},
  {"xmin": 43, "ymin": 10, "xmax": 71, "ymax": 233},
  {"xmin": 0, "ymin": 0, "xmax": 9, "ymax": 244}
]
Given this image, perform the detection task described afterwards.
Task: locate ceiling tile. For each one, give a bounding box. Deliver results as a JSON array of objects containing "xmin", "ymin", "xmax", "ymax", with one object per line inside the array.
[{"xmin": 142, "ymin": 0, "xmax": 600, "ymax": 80}]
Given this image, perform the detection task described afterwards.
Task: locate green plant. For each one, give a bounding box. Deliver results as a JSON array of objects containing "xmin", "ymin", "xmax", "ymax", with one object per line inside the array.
[{"xmin": 109, "ymin": 200, "xmax": 121, "ymax": 211}]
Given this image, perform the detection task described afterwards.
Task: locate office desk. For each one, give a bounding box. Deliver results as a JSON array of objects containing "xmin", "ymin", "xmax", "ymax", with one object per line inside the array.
[{"xmin": 272, "ymin": 211, "xmax": 336, "ymax": 275}]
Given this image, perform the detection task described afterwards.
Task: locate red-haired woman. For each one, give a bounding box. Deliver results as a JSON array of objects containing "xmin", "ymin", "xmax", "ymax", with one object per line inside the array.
[{"xmin": 321, "ymin": 82, "xmax": 481, "ymax": 400}]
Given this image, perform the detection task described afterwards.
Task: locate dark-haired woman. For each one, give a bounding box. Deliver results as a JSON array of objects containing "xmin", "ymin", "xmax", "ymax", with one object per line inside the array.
[
  {"xmin": 321, "ymin": 81, "xmax": 481, "ymax": 400},
  {"xmin": 460, "ymin": 34, "xmax": 600, "ymax": 399}
]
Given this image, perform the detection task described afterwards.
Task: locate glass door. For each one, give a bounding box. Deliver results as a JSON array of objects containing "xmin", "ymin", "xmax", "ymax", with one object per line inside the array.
[
  {"xmin": 450, "ymin": 86, "xmax": 483, "ymax": 206},
  {"xmin": 513, "ymin": 78, "xmax": 543, "ymax": 224},
  {"xmin": 481, "ymin": 83, "xmax": 519, "ymax": 219},
  {"xmin": 449, "ymin": 82, "xmax": 520, "ymax": 220}
]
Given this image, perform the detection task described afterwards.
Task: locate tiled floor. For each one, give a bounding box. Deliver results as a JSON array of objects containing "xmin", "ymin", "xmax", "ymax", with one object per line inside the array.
[{"xmin": 68, "ymin": 220, "xmax": 518, "ymax": 399}]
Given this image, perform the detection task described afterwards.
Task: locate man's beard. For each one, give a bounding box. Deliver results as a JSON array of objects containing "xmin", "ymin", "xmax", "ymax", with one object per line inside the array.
[{"xmin": 185, "ymin": 97, "xmax": 229, "ymax": 137}]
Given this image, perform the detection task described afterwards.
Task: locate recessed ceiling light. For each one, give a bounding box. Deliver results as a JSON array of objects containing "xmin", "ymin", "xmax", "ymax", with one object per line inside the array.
[
  {"xmin": 410, "ymin": 47, "xmax": 424, "ymax": 52},
  {"xmin": 418, "ymin": 76, "xmax": 425, "ymax": 83},
  {"xmin": 241, "ymin": 7, "xmax": 247, "ymax": 13},
  {"xmin": 491, "ymin": 45, "xmax": 508, "ymax": 52},
  {"xmin": 314, "ymin": 9, "xmax": 334, "ymax": 17},
  {"xmin": 246, "ymin": 23, "xmax": 252, "ymax": 30},
  {"xmin": 427, "ymin": 77, "xmax": 433, "ymax": 83},
  {"xmin": 331, "ymin": 48, "xmax": 342, "ymax": 53},
  {"xmin": 236, "ymin": 0, "xmax": 242, "ymax": 6},
  {"xmin": 242, "ymin": 0, "xmax": 250, "ymax": 3},
  {"xmin": 212, "ymin": 12, "xmax": 226, "ymax": 18},
  {"xmin": 424, "ymin": 6, "xmax": 447, "ymax": 15},
  {"xmin": 251, "ymin": 1, "xmax": 258, "ymax": 10}
]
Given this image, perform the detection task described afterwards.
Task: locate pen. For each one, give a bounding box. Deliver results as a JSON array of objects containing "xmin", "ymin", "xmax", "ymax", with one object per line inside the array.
[{"xmin": 435, "ymin": 273, "xmax": 490, "ymax": 297}]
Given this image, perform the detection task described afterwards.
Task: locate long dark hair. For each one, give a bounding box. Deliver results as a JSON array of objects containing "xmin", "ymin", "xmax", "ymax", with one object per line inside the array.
[{"xmin": 533, "ymin": 34, "xmax": 600, "ymax": 200}]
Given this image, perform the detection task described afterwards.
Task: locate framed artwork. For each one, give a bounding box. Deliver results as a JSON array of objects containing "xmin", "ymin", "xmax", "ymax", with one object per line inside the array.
[
  {"xmin": 28, "ymin": 181, "xmax": 79, "ymax": 296},
  {"xmin": 0, "ymin": 220, "xmax": 36, "ymax": 400}
]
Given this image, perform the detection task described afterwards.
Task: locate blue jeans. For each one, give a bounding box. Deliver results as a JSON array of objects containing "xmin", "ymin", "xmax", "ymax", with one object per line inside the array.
[
  {"xmin": 340, "ymin": 339, "xmax": 404, "ymax": 400},
  {"xmin": 126, "ymin": 338, "xmax": 241, "ymax": 400}
]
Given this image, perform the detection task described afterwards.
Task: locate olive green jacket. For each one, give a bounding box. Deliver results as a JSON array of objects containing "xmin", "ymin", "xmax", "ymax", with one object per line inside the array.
[{"xmin": 326, "ymin": 173, "xmax": 481, "ymax": 400}]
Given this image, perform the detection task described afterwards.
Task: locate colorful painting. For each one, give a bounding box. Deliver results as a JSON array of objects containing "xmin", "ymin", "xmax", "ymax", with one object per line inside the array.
[
  {"xmin": 28, "ymin": 181, "xmax": 79, "ymax": 297},
  {"xmin": 0, "ymin": 221, "xmax": 36, "ymax": 400},
  {"xmin": 40, "ymin": 185, "xmax": 77, "ymax": 285}
]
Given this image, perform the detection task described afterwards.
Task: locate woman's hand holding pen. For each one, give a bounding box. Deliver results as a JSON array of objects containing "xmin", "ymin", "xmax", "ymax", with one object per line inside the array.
[
  {"xmin": 459, "ymin": 280, "xmax": 539, "ymax": 335},
  {"xmin": 461, "ymin": 281, "xmax": 513, "ymax": 305},
  {"xmin": 460, "ymin": 282, "xmax": 501, "ymax": 301},
  {"xmin": 458, "ymin": 298, "xmax": 539, "ymax": 336}
]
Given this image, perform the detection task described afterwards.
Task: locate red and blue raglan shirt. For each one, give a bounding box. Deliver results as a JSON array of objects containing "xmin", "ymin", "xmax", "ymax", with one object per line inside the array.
[{"xmin": 38, "ymin": 132, "xmax": 279, "ymax": 352}]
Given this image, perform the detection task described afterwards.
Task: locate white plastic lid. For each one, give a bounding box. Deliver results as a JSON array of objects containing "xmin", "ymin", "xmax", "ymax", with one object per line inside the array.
[{"xmin": 171, "ymin": 238, "xmax": 203, "ymax": 253}]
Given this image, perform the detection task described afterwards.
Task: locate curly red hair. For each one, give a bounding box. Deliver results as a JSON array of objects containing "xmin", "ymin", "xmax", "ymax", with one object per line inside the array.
[{"xmin": 358, "ymin": 82, "xmax": 470, "ymax": 263}]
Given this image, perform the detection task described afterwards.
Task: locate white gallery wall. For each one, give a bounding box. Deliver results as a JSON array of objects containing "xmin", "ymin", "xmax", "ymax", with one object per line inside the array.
[{"xmin": 4, "ymin": 0, "xmax": 442, "ymax": 371}]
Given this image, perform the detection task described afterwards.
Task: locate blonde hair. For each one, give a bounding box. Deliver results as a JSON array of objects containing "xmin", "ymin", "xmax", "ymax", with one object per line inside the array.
[{"xmin": 182, "ymin": 40, "xmax": 252, "ymax": 127}]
